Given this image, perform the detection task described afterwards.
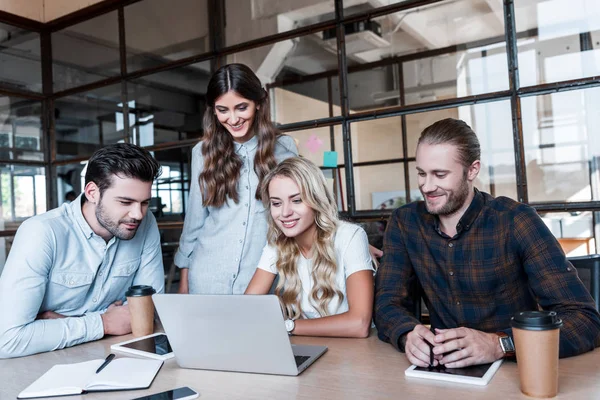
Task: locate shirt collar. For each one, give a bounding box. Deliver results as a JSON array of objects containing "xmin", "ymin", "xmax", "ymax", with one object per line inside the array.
[
  {"xmin": 71, "ymin": 194, "xmax": 95, "ymax": 239},
  {"xmin": 427, "ymin": 188, "xmax": 485, "ymax": 236},
  {"xmin": 234, "ymin": 134, "xmax": 258, "ymax": 153}
]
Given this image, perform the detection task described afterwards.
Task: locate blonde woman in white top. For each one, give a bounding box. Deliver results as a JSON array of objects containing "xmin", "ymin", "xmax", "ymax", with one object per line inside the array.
[{"xmin": 245, "ymin": 157, "xmax": 375, "ymax": 338}]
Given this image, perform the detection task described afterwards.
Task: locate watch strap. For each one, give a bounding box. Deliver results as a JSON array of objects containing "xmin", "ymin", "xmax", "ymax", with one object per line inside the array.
[{"xmin": 496, "ymin": 332, "xmax": 515, "ymax": 357}]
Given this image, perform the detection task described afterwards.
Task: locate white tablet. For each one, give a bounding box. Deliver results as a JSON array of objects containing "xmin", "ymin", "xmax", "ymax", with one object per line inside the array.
[
  {"xmin": 405, "ymin": 359, "xmax": 503, "ymax": 386},
  {"xmin": 111, "ymin": 333, "xmax": 175, "ymax": 360}
]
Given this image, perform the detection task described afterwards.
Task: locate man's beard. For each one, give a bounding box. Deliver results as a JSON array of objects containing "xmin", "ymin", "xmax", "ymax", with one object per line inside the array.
[
  {"xmin": 95, "ymin": 198, "xmax": 140, "ymax": 240},
  {"xmin": 423, "ymin": 173, "xmax": 470, "ymax": 216}
]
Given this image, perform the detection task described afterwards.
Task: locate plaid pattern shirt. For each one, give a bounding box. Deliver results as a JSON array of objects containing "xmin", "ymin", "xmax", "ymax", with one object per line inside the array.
[{"xmin": 374, "ymin": 189, "xmax": 600, "ymax": 358}]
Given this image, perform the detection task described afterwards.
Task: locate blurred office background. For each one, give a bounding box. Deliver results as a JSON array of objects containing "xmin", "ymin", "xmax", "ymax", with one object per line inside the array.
[{"xmin": 0, "ymin": 0, "xmax": 598, "ymax": 280}]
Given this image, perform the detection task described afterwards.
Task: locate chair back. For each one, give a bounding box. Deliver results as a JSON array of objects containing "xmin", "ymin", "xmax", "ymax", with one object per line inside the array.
[{"xmin": 568, "ymin": 254, "xmax": 600, "ymax": 311}]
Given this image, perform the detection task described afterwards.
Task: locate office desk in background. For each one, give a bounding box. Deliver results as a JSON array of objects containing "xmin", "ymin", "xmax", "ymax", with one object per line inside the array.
[{"xmin": 1, "ymin": 331, "xmax": 599, "ymax": 400}]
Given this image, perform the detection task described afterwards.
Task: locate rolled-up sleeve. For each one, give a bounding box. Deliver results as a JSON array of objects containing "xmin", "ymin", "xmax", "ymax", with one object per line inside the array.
[
  {"xmin": 514, "ymin": 205, "xmax": 600, "ymax": 357},
  {"xmin": 0, "ymin": 220, "xmax": 104, "ymax": 359},
  {"xmin": 174, "ymin": 143, "xmax": 209, "ymax": 269}
]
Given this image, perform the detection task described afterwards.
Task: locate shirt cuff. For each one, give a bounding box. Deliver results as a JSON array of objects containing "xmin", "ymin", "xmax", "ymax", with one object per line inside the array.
[
  {"xmin": 390, "ymin": 323, "xmax": 418, "ymax": 352},
  {"xmin": 174, "ymin": 249, "xmax": 191, "ymax": 268},
  {"xmin": 83, "ymin": 312, "xmax": 105, "ymax": 342}
]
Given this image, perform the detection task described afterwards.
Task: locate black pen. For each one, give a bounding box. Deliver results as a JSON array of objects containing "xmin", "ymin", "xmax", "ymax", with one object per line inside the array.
[
  {"xmin": 429, "ymin": 325, "xmax": 435, "ymax": 370},
  {"xmin": 95, "ymin": 353, "xmax": 115, "ymax": 374}
]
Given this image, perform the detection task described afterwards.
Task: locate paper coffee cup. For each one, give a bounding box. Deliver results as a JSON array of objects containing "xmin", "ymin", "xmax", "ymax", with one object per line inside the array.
[
  {"xmin": 125, "ymin": 285, "xmax": 156, "ymax": 337},
  {"xmin": 511, "ymin": 311, "xmax": 563, "ymax": 398}
]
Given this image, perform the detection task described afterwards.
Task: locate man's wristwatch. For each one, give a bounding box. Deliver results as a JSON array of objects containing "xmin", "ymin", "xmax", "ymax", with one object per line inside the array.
[
  {"xmin": 285, "ymin": 319, "xmax": 295, "ymax": 335},
  {"xmin": 496, "ymin": 332, "xmax": 515, "ymax": 357}
]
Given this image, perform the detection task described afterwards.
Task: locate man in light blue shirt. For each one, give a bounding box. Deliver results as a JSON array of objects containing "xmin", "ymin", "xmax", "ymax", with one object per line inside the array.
[{"xmin": 0, "ymin": 143, "xmax": 164, "ymax": 358}]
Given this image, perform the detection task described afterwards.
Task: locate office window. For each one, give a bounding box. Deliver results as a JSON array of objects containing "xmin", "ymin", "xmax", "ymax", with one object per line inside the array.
[
  {"xmin": 354, "ymin": 162, "xmax": 406, "ymax": 210},
  {"xmin": 540, "ymin": 211, "xmax": 596, "ymax": 256},
  {"xmin": 225, "ymin": 0, "xmax": 326, "ymax": 46},
  {"xmin": 54, "ymin": 84, "xmax": 125, "ymax": 161},
  {"xmin": 128, "ymin": 62, "xmax": 208, "ymax": 146},
  {"xmin": 0, "ymin": 164, "xmax": 46, "ymax": 222},
  {"xmin": 52, "ymin": 11, "xmax": 120, "ymax": 92},
  {"xmin": 345, "ymin": 0, "xmax": 507, "ymax": 111},
  {"xmin": 228, "ymin": 31, "xmax": 338, "ymax": 125},
  {"xmin": 125, "ymin": 0, "xmax": 210, "ymax": 72},
  {"xmin": 55, "ymin": 163, "xmax": 85, "ymax": 205},
  {"xmin": 0, "ymin": 97, "xmax": 43, "ymax": 162},
  {"xmin": 521, "ymin": 87, "xmax": 600, "ymax": 203},
  {"xmin": 515, "ymin": 0, "xmax": 600, "ymax": 87},
  {"xmin": 349, "ymin": 117, "xmax": 404, "ymax": 162},
  {"xmin": 285, "ymin": 126, "xmax": 344, "ymax": 167},
  {"xmin": 151, "ymin": 148, "xmax": 192, "ymax": 219},
  {"xmin": 273, "ymin": 77, "xmax": 340, "ymax": 125},
  {"xmin": 404, "ymin": 100, "xmax": 517, "ymax": 200},
  {"xmin": 0, "ymin": 23, "xmax": 42, "ymax": 93},
  {"xmin": 0, "ymin": 235, "xmax": 15, "ymax": 276},
  {"xmin": 342, "ymin": 0, "xmax": 411, "ymax": 17}
]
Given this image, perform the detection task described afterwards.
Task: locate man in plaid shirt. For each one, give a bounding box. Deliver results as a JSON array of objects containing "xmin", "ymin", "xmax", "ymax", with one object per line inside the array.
[{"xmin": 374, "ymin": 118, "xmax": 600, "ymax": 369}]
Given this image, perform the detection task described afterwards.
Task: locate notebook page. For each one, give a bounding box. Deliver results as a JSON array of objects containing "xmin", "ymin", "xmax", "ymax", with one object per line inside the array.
[
  {"xmin": 18, "ymin": 360, "xmax": 102, "ymax": 398},
  {"xmin": 85, "ymin": 358, "xmax": 163, "ymax": 390}
]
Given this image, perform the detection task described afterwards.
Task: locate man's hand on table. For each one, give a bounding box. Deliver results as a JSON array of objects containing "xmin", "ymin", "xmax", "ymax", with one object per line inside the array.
[
  {"xmin": 101, "ymin": 300, "xmax": 131, "ymax": 336},
  {"xmin": 404, "ymin": 325, "xmax": 503, "ymax": 368},
  {"xmin": 431, "ymin": 327, "xmax": 503, "ymax": 368}
]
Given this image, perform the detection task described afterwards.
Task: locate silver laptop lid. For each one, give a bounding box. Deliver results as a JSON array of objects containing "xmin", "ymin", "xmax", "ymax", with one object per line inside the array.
[{"xmin": 153, "ymin": 294, "xmax": 300, "ymax": 375}]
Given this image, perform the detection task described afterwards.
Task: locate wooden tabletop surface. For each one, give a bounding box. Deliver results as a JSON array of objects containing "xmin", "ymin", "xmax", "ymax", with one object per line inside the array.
[{"xmin": 1, "ymin": 330, "xmax": 599, "ymax": 399}]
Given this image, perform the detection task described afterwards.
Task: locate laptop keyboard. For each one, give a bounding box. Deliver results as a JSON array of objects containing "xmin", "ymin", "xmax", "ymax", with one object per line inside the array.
[{"xmin": 295, "ymin": 355, "xmax": 311, "ymax": 367}]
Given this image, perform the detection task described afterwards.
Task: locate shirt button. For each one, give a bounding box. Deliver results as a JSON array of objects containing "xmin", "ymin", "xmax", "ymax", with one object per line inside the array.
[
  {"xmin": 93, "ymin": 298, "xmax": 97, "ymax": 303},
  {"xmin": 233, "ymin": 274, "xmax": 237, "ymax": 279},
  {"xmin": 245, "ymin": 203, "xmax": 248, "ymax": 207},
  {"xmin": 69, "ymin": 280, "xmax": 74, "ymax": 285},
  {"xmin": 449, "ymin": 271, "xmax": 454, "ymax": 276},
  {"xmin": 566, "ymin": 267, "xmax": 572, "ymax": 272},
  {"xmin": 448, "ymin": 243, "xmax": 454, "ymax": 248},
  {"xmin": 235, "ymin": 258, "xmax": 239, "ymax": 262},
  {"xmin": 245, "ymin": 185, "xmax": 249, "ymax": 189},
  {"xmin": 239, "ymin": 239, "xmax": 243, "ymax": 243},
  {"xmin": 456, "ymin": 301, "xmax": 461, "ymax": 305},
  {"xmin": 242, "ymin": 222, "xmax": 246, "ymax": 226}
]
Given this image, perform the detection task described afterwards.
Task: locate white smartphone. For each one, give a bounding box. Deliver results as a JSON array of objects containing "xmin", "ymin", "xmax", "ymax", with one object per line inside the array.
[
  {"xmin": 131, "ymin": 386, "xmax": 199, "ymax": 400},
  {"xmin": 111, "ymin": 332, "xmax": 174, "ymax": 360}
]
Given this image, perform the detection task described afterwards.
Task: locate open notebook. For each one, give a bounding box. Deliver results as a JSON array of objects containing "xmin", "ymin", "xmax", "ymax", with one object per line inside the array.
[{"xmin": 18, "ymin": 357, "xmax": 163, "ymax": 399}]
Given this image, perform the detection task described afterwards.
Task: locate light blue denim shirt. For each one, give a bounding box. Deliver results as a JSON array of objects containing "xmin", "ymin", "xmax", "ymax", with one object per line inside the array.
[
  {"xmin": 0, "ymin": 196, "xmax": 164, "ymax": 358},
  {"xmin": 175, "ymin": 134, "xmax": 298, "ymax": 294}
]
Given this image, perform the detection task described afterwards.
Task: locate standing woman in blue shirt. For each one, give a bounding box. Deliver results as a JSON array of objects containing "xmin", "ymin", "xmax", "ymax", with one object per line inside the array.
[{"xmin": 175, "ymin": 63, "xmax": 298, "ymax": 294}]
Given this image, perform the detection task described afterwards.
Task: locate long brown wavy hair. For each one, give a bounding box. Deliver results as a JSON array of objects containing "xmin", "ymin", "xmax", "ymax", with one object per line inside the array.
[
  {"xmin": 260, "ymin": 157, "xmax": 343, "ymax": 319},
  {"xmin": 200, "ymin": 63, "xmax": 280, "ymax": 207}
]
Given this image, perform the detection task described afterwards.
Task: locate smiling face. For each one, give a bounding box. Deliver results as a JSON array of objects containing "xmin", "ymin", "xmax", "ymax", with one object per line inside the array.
[
  {"xmin": 416, "ymin": 142, "xmax": 478, "ymax": 216},
  {"xmin": 214, "ymin": 90, "xmax": 257, "ymax": 143},
  {"xmin": 268, "ymin": 176, "xmax": 317, "ymax": 245}
]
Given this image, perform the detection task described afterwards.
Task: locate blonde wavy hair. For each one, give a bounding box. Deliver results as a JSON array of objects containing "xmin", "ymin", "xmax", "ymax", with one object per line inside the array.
[{"xmin": 260, "ymin": 157, "xmax": 344, "ymax": 319}]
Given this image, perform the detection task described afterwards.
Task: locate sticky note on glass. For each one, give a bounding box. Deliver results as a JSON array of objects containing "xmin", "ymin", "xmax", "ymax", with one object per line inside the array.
[{"xmin": 323, "ymin": 151, "xmax": 338, "ymax": 167}]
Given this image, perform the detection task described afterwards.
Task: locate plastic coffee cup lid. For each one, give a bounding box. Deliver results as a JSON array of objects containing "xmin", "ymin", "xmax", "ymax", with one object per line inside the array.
[
  {"xmin": 125, "ymin": 285, "xmax": 156, "ymax": 297},
  {"xmin": 511, "ymin": 311, "xmax": 563, "ymax": 331}
]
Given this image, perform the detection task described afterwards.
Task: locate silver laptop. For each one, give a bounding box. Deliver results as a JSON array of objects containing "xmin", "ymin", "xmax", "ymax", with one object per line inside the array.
[{"xmin": 152, "ymin": 294, "xmax": 327, "ymax": 376}]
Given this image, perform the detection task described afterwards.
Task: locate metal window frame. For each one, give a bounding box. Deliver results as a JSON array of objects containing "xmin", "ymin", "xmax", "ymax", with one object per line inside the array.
[{"xmin": 0, "ymin": 0, "xmax": 595, "ymax": 248}]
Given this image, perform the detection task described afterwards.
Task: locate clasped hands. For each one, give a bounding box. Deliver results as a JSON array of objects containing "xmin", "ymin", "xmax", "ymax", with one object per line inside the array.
[{"xmin": 405, "ymin": 325, "xmax": 504, "ymax": 369}]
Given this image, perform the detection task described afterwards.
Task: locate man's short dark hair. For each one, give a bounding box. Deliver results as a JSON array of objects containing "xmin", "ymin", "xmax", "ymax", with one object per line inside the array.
[
  {"xmin": 417, "ymin": 118, "xmax": 481, "ymax": 169},
  {"xmin": 85, "ymin": 143, "xmax": 161, "ymax": 193}
]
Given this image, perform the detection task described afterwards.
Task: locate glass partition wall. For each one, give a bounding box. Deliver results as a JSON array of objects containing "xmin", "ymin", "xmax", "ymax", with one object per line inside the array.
[{"xmin": 0, "ymin": 0, "xmax": 598, "ymax": 278}]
